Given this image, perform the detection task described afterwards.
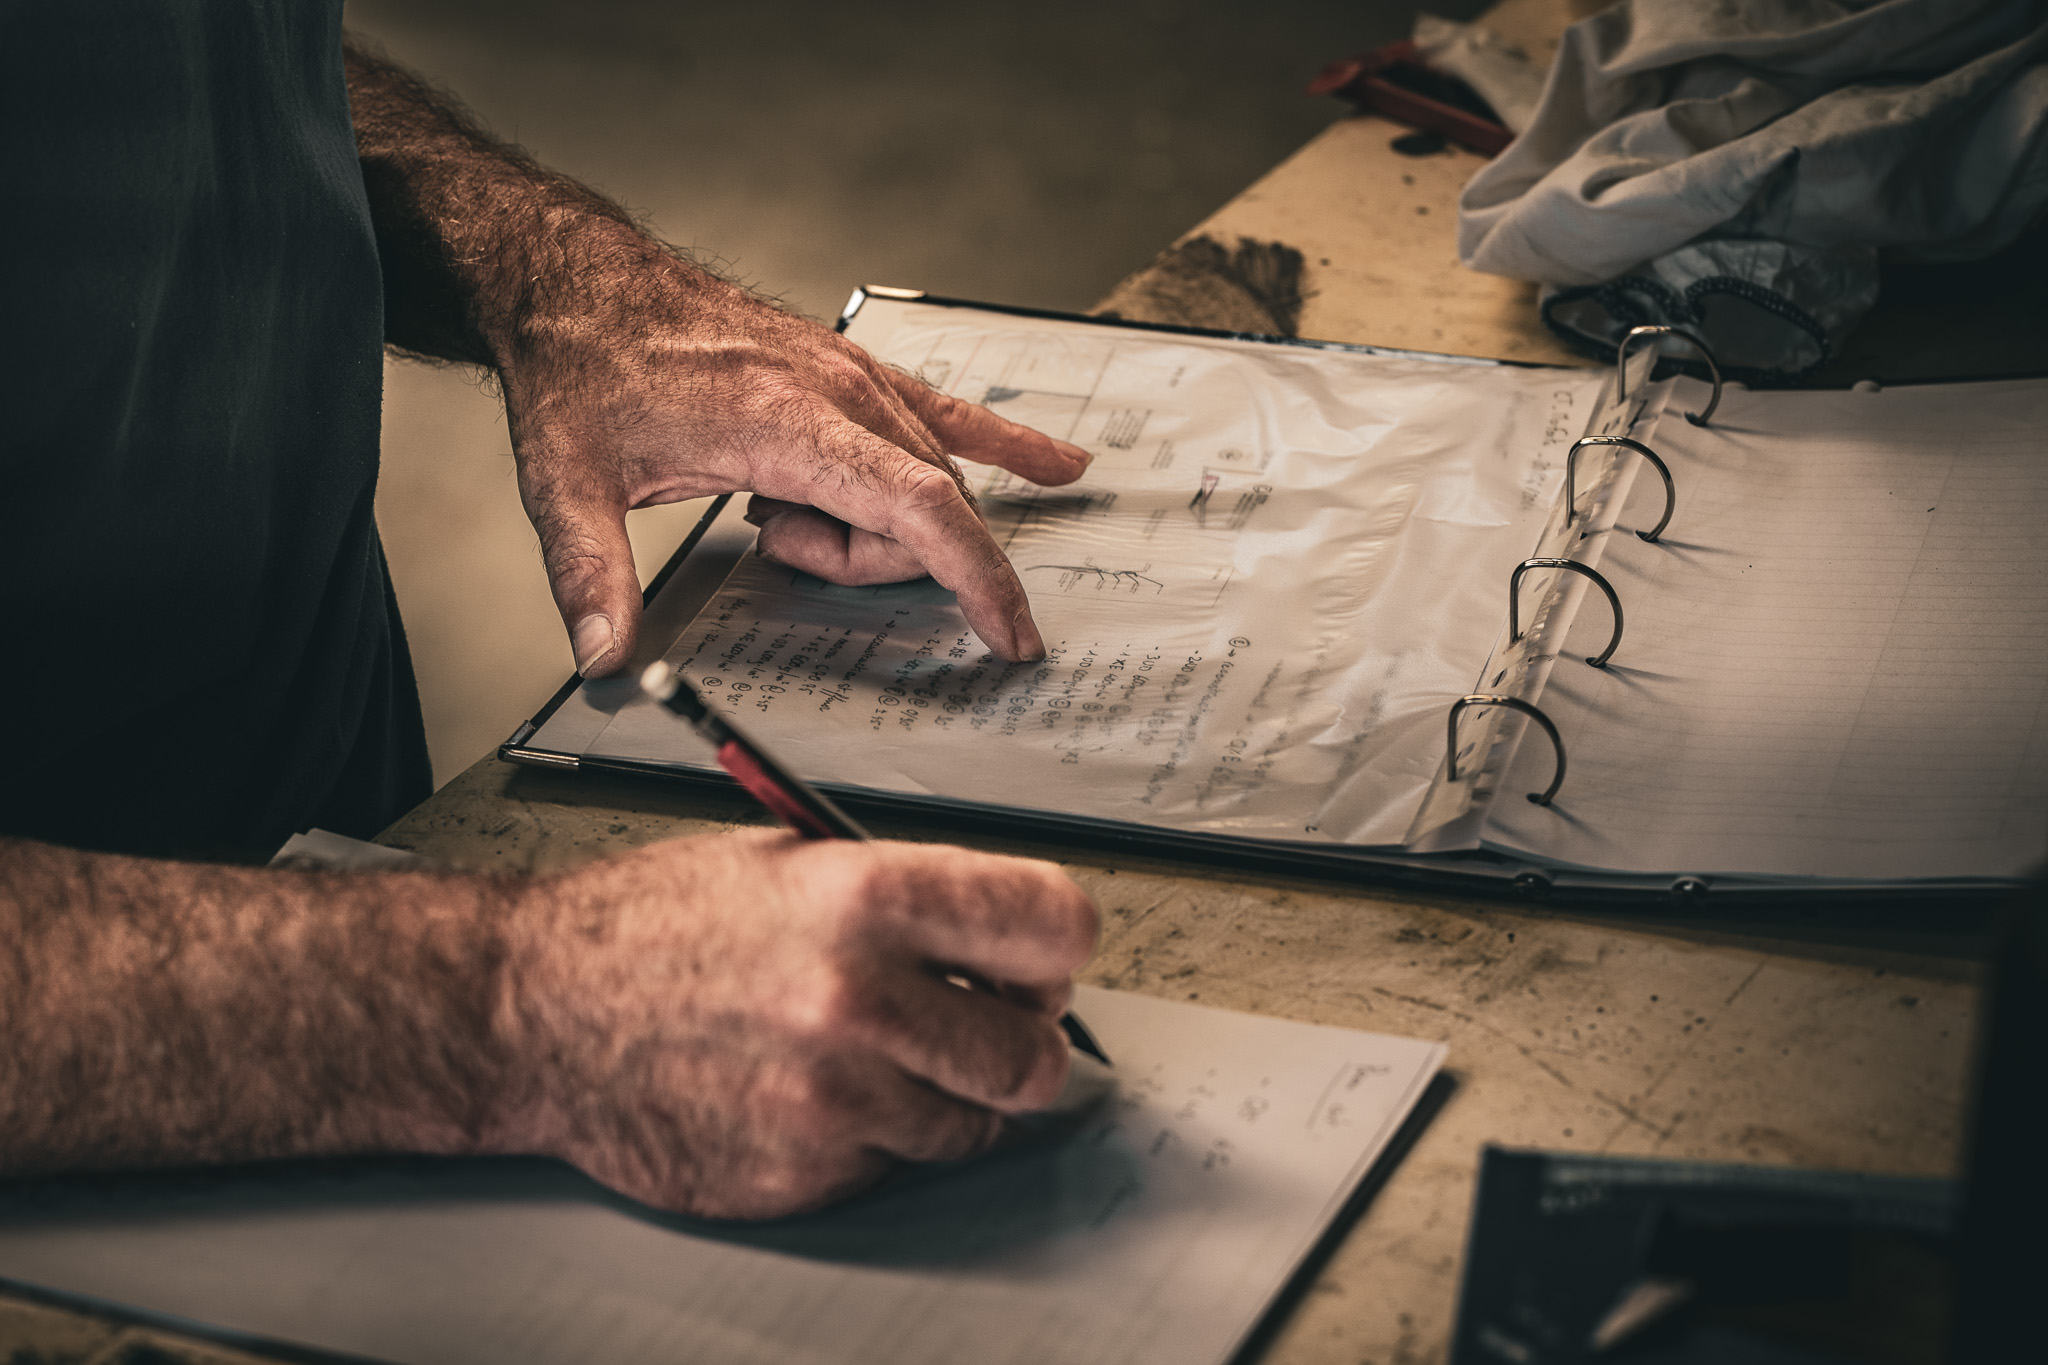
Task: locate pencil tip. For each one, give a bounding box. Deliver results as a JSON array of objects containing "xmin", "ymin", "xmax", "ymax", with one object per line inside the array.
[
  {"xmin": 1061, "ymin": 1013, "xmax": 1112, "ymax": 1066},
  {"xmin": 640, "ymin": 661, "xmax": 677, "ymax": 700}
]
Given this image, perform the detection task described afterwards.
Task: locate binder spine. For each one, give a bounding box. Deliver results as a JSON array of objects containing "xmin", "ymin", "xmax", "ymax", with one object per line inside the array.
[{"xmin": 1429, "ymin": 331, "xmax": 1724, "ymax": 815}]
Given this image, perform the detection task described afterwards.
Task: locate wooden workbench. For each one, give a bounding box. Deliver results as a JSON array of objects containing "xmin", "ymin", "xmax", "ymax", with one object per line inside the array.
[
  {"xmin": 327, "ymin": 106, "xmax": 2007, "ymax": 1360},
  {"xmin": 4, "ymin": 22, "xmax": 2010, "ymax": 1365}
]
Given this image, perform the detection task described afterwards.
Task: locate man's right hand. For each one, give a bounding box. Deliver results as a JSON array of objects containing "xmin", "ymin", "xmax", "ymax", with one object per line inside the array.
[
  {"xmin": 0, "ymin": 831, "xmax": 1098, "ymax": 1221},
  {"xmin": 487, "ymin": 831, "xmax": 1100, "ymax": 1218}
]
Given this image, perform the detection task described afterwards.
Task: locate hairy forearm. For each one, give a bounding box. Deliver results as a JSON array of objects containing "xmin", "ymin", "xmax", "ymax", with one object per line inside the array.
[
  {"xmin": 344, "ymin": 37, "xmax": 718, "ymax": 370},
  {"xmin": 0, "ymin": 838, "xmax": 516, "ymax": 1175},
  {"xmin": 0, "ymin": 828, "xmax": 1095, "ymax": 1215},
  {"xmin": 341, "ymin": 37, "xmax": 1069, "ymax": 671}
]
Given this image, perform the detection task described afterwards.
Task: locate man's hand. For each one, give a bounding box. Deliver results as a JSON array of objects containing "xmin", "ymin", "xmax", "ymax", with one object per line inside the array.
[
  {"xmin": 499, "ymin": 832, "xmax": 1097, "ymax": 1216},
  {"xmin": 503, "ymin": 279, "xmax": 1089, "ymax": 674},
  {"xmin": 344, "ymin": 42, "xmax": 1089, "ymax": 672},
  {"xmin": 0, "ymin": 833, "xmax": 1099, "ymax": 1220}
]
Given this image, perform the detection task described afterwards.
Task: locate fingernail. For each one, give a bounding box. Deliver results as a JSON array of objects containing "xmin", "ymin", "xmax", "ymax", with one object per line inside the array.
[
  {"xmin": 1059, "ymin": 440, "xmax": 1095, "ymax": 467},
  {"xmin": 1014, "ymin": 610, "xmax": 1046, "ymax": 661},
  {"xmin": 572, "ymin": 613, "xmax": 617, "ymax": 676}
]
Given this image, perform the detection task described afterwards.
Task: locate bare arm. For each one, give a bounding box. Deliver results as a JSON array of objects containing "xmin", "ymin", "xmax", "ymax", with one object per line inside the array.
[
  {"xmin": 342, "ymin": 40, "xmax": 1091, "ymax": 671},
  {"xmin": 0, "ymin": 837, "xmax": 506, "ymax": 1173},
  {"xmin": 0, "ymin": 832, "xmax": 1097, "ymax": 1216},
  {"xmin": 344, "ymin": 43, "xmax": 643, "ymax": 370}
]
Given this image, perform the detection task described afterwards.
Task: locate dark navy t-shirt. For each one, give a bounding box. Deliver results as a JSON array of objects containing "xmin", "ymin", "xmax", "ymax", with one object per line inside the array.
[{"xmin": 0, "ymin": 1, "xmax": 431, "ymax": 859}]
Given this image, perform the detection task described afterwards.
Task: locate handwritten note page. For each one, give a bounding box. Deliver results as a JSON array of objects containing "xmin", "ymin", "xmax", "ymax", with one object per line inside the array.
[
  {"xmin": 1486, "ymin": 377, "xmax": 2048, "ymax": 880},
  {"xmin": 0, "ymin": 988, "xmax": 1445, "ymax": 1365},
  {"xmin": 581, "ymin": 300, "xmax": 1608, "ymax": 847}
]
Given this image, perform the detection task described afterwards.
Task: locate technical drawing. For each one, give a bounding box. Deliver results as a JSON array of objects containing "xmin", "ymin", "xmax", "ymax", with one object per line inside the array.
[
  {"xmin": 1099, "ymin": 407, "xmax": 1151, "ymax": 450},
  {"xmin": 1024, "ymin": 563, "xmax": 1165, "ymax": 595}
]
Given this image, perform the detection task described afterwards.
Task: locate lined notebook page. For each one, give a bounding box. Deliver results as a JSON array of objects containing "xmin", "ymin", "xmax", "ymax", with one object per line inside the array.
[
  {"xmin": 1486, "ymin": 377, "xmax": 2048, "ymax": 881},
  {"xmin": 0, "ymin": 987, "xmax": 1443, "ymax": 1365}
]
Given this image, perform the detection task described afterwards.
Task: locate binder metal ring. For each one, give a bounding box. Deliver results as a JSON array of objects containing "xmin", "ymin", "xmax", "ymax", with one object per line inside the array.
[
  {"xmin": 1511, "ymin": 557, "xmax": 1625, "ymax": 668},
  {"xmin": 1447, "ymin": 694, "xmax": 1567, "ymax": 806},
  {"xmin": 1566, "ymin": 435, "xmax": 1676, "ymax": 543},
  {"xmin": 1617, "ymin": 324, "xmax": 1722, "ymax": 427}
]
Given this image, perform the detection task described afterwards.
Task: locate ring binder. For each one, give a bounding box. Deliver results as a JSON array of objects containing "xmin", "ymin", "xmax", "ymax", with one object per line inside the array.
[
  {"xmin": 1617, "ymin": 324, "xmax": 1722, "ymax": 427},
  {"xmin": 1566, "ymin": 435, "xmax": 1676, "ymax": 543},
  {"xmin": 500, "ymin": 291, "xmax": 2048, "ymax": 903},
  {"xmin": 1447, "ymin": 694, "xmax": 1567, "ymax": 806},
  {"xmin": 1511, "ymin": 557, "xmax": 1624, "ymax": 668}
]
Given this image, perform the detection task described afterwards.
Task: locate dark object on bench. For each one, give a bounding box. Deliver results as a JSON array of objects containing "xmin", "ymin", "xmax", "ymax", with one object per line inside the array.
[{"xmin": 1309, "ymin": 40, "xmax": 1514, "ymax": 157}]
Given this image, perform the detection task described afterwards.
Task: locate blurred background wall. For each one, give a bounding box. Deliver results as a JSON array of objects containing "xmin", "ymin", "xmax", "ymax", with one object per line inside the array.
[{"xmin": 347, "ymin": 0, "xmax": 1481, "ymax": 786}]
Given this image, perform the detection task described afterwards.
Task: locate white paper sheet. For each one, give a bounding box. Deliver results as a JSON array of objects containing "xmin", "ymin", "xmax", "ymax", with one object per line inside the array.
[
  {"xmin": 1485, "ymin": 377, "xmax": 2048, "ymax": 880},
  {"xmin": 271, "ymin": 829, "xmax": 429, "ymax": 870},
  {"xmin": 580, "ymin": 301, "xmax": 1609, "ymax": 847},
  {"xmin": 0, "ymin": 986, "xmax": 1445, "ymax": 1365}
]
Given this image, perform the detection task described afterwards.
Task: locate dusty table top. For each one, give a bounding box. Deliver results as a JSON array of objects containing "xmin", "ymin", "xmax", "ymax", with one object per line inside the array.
[{"xmin": 368, "ymin": 755, "xmax": 1979, "ymax": 1365}]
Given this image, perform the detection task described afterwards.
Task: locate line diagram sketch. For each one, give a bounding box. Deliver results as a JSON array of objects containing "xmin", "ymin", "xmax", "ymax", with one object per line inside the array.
[{"xmin": 1024, "ymin": 563, "xmax": 1165, "ymax": 595}]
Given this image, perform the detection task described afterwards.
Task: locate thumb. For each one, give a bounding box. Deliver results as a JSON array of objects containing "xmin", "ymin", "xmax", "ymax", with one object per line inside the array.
[{"xmin": 522, "ymin": 471, "xmax": 642, "ymax": 678}]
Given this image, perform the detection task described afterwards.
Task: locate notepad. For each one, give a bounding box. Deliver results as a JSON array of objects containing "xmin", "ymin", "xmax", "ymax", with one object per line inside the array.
[
  {"xmin": 1486, "ymin": 378, "xmax": 2048, "ymax": 880},
  {"xmin": 0, "ymin": 985, "xmax": 1445, "ymax": 1365},
  {"xmin": 506, "ymin": 292, "xmax": 2047, "ymax": 901}
]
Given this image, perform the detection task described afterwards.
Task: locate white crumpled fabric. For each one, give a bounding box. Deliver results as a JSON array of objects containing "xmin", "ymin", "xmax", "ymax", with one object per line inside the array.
[
  {"xmin": 1413, "ymin": 12, "xmax": 1549, "ymax": 134},
  {"xmin": 1450, "ymin": 0, "xmax": 2048, "ymax": 378}
]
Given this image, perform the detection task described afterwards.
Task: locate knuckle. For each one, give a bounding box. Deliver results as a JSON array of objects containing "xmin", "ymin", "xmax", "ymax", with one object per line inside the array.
[
  {"xmin": 781, "ymin": 961, "xmax": 867, "ymax": 1040},
  {"xmin": 882, "ymin": 358, "xmax": 935, "ymax": 392},
  {"xmin": 1002, "ymin": 1029, "xmax": 1072, "ymax": 1111},
  {"xmin": 729, "ymin": 345, "xmax": 802, "ymax": 388},
  {"xmin": 1061, "ymin": 888, "xmax": 1103, "ymax": 962},
  {"xmin": 792, "ymin": 838, "xmax": 881, "ymax": 905},
  {"xmin": 926, "ymin": 1105, "xmax": 1003, "ymax": 1162},
  {"xmin": 893, "ymin": 461, "xmax": 968, "ymax": 517},
  {"xmin": 763, "ymin": 1059, "xmax": 860, "ymax": 1131},
  {"xmin": 533, "ymin": 512, "xmax": 604, "ymax": 558},
  {"xmin": 840, "ymin": 847, "xmax": 914, "ymax": 925},
  {"xmin": 753, "ymin": 385, "xmax": 831, "ymax": 446},
  {"xmin": 1010, "ymin": 862, "xmax": 1100, "ymax": 965},
  {"xmin": 738, "ymin": 1160, "xmax": 839, "ymax": 1218},
  {"xmin": 819, "ymin": 350, "xmax": 878, "ymax": 396},
  {"xmin": 928, "ymin": 389, "xmax": 984, "ymax": 432},
  {"xmin": 956, "ymin": 1016, "xmax": 1066, "ymax": 1111}
]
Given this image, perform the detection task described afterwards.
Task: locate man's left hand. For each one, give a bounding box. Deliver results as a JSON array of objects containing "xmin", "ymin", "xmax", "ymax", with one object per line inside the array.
[
  {"xmin": 344, "ymin": 40, "xmax": 1089, "ymax": 676},
  {"xmin": 502, "ymin": 269, "xmax": 1090, "ymax": 675}
]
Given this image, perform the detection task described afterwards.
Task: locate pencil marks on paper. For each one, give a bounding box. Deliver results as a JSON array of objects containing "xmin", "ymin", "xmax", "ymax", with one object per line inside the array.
[
  {"xmin": 589, "ymin": 305, "xmax": 1609, "ymax": 847},
  {"xmin": 1025, "ymin": 563, "xmax": 1165, "ymax": 595}
]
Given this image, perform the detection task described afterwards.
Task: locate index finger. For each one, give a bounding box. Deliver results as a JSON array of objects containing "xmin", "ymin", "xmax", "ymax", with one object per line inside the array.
[
  {"xmin": 862, "ymin": 842, "xmax": 1101, "ymax": 992},
  {"xmin": 755, "ymin": 420, "xmax": 1047, "ymax": 661},
  {"xmin": 887, "ymin": 371, "xmax": 1093, "ymax": 487}
]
